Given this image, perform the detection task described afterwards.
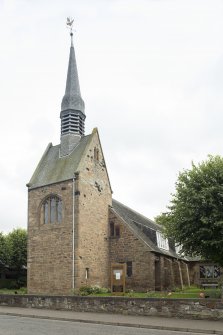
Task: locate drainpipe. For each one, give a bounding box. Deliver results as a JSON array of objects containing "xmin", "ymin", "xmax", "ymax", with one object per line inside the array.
[{"xmin": 72, "ymin": 176, "xmax": 76, "ymax": 290}]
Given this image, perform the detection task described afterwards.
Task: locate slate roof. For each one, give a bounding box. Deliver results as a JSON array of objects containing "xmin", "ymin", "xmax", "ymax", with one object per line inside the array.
[
  {"xmin": 111, "ymin": 199, "xmax": 185, "ymax": 259},
  {"xmin": 61, "ymin": 35, "xmax": 85, "ymax": 114},
  {"xmin": 27, "ymin": 134, "xmax": 92, "ymax": 189}
]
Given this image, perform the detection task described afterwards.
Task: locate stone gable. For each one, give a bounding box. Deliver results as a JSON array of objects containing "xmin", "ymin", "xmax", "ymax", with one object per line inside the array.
[{"xmin": 109, "ymin": 209, "xmax": 156, "ymax": 291}]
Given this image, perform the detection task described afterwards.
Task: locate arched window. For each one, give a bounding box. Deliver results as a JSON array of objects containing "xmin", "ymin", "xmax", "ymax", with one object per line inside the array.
[{"xmin": 43, "ymin": 196, "xmax": 62, "ymax": 224}]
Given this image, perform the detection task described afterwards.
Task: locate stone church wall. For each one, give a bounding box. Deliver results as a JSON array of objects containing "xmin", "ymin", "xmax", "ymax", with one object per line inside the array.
[
  {"xmin": 108, "ymin": 210, "xmax": 195, "ymax": 292},
  {"xmin": 27, "ymin": 180, "xmax": 74, "ymax": 294},
  {"xmin": 72, "ymin": 131, "xmax": 112, "ymax": 289},
  {"xmin": 28, "ymin": 131, "xmax": 112, "ymax": 294},
  {"xmin": 109, "ymin": 210, "xmax": 156, "ymax": 292}
]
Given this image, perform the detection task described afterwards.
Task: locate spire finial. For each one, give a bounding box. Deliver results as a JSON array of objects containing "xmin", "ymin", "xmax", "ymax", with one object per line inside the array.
[{"xmin": 66, "ymin": 17, "xmax": 74, "ymax": 46}]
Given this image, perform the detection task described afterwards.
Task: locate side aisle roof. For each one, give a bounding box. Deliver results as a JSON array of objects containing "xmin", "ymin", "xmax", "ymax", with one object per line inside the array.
[{"xmin": 111, "ymin": 199, "xmax": 186, "ymax": 259}]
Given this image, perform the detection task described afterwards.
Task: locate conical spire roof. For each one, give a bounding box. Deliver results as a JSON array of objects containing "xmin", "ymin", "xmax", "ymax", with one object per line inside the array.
[
  {"xmin": 60, "ymin": 32, "xmax": 86, "ymax": 156},
  {"xmin": 61, "ymin": 33, "xmax": 85, "ymax": 113}
]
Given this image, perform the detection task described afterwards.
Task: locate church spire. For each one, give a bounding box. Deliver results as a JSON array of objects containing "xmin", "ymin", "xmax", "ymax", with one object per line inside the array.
[
  {"xmin": 61, "ymin": 32, "xmax": 85, "ymax": 114},
  {"xmin": 60, "ymin": 19, "xmax": 86, "ymax": 157}
]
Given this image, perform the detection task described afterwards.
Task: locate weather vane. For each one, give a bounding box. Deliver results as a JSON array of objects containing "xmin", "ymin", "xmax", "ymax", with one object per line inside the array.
[{"xmin": 66, "ymin": 17, "xmax": 74, "ymax": 36}]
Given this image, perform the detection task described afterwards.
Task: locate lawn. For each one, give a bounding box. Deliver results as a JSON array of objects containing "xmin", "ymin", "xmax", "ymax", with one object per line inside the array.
[
  {"xmin": 91, "ymin": 286, "xmax": 221, "ymax": 299},
  {"xmin": 0, "ymin": 288, "xmax": 27, "ymax": 295},
  {"xmin": 0, "ymin": 286, "xmax": 221, "ymax": 299}
]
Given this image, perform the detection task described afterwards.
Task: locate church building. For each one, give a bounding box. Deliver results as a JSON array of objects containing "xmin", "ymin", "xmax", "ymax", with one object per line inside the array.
[{"xmin": 27, "ymin": 31, "xmax": 221, "ymax": 294}]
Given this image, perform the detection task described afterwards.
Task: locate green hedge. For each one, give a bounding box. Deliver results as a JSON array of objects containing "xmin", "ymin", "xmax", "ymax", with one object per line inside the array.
[{"xmin": 0, "ymin": 279, "xmax": 18, "ymax": 289}]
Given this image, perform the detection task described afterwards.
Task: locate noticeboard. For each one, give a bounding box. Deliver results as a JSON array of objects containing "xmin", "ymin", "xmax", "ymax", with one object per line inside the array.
[{"xmin": 111, "ymin": 263, "xmax": 126, "ymax": 294}]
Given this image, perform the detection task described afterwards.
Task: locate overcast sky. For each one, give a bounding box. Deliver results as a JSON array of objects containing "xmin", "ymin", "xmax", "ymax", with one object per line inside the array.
[{"xmin": 1, "ymin": 0, "xmax": 223, "ymax": 233}]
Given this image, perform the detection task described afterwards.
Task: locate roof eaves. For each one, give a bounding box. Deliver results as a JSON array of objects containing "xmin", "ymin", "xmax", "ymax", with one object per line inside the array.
[{"xmin": 27, "ymin": 178, "xmax": 73, "ymax": 191}]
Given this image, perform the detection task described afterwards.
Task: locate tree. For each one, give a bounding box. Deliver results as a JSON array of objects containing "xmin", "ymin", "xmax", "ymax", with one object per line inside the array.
[
  {"xmin": 0, "ymin": 232, "xmax": 8, "ymax": 266},
  {"xmin": 156, "ymin": 155, "xmax": 223, "ymax": 266},
  {"xmin": 6, "ymin": 228, "xmax": 27, "ymax": 272}
]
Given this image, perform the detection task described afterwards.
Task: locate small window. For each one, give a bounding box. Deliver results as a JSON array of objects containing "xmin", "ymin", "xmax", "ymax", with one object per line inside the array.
[
  {"xmin": 110, "ymin": 221, "xmax": 120, "ymax": 238},
  {"xmin": 126, "ymin": 261, "xmax": 132, "ymax": 277},
  {"xmin": 43, "ymin": 196, "xmax": 62, "ymax": 224},
  {"xmin": 85, "ymin": 268, "xmax": 89, "ymax": 279},
  {"xmin": 110, "ymin": 222, "xmax": 115, "ymax": 237}
]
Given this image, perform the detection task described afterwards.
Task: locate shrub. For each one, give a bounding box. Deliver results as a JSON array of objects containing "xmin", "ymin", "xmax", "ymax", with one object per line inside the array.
[
  {"xmin": 72, "ymin": 285, "xmax": 110, "ymax": 296},
  {"xmin": 204, "ymin": 289, "xmax": 221, "ymax": 299},
  {"xmin": 17, "ymin": 276, "xmax": 27, "ymax": 288},
  {"xmin": 0, "ymin": 279, "xmax": 18, "ymax": 289},
  {"xmin": 19, "ymin": 287, "xmax": 27, "ymax": 294},
  {"xmin": 126, "ymin": 289, "xmax": 134, "ymax": 297}
]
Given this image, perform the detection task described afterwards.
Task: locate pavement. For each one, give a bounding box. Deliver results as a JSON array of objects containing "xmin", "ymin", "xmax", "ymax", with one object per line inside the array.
[{"xmin": 0, "ymin": 306, "xmax": 223, "ymax": 334}]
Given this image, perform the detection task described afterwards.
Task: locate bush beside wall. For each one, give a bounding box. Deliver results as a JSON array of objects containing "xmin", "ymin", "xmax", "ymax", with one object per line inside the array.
[{"xmin": 0, "ymin": 280, "xmax": 17, "ymax": 289}]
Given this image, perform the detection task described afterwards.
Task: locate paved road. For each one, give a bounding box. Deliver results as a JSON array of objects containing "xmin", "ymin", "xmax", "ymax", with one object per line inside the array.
[{"xmin": 0, "ymin": 315, "xmax": 211, "ymax": 335}]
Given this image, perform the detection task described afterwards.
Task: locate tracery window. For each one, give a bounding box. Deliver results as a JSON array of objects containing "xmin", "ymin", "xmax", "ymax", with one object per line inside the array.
[
  {"xmin": 200, "ymin": 265, "xmax": 220, "ymax": 279},
  {"xmin": 43, "ymin": 196, "xmax": 62, "ymax": 224}
]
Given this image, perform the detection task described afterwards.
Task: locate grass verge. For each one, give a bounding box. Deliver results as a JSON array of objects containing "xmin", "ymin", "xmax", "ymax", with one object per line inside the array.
[{"xmin": 0, "ymin": 286, "xmax": 221, "ymax": 299}]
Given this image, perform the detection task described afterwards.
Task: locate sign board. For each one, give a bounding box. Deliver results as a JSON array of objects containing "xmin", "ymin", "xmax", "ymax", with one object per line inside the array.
[{"xmin": 111, "ymin": 263, "xmax": 126, "ymax": 294}]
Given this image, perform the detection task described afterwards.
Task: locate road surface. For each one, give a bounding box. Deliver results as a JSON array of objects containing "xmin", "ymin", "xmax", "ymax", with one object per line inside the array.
[{"xmin": 0, "ymin": 315, "xmax": 210, "ymax": 335}]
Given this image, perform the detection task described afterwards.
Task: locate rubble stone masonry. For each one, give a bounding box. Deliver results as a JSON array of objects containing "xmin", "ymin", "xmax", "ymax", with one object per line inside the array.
[
  {"xmin": 109, "ymin": 210, "xmax": 156, "ymax": 292},
  {"xmin": 28, "ymin": 130, "xmax": 112, "ymax": 294},
  {"xmin": 27, "ymin": 181, "xmax": 74, "ymax": 294}
]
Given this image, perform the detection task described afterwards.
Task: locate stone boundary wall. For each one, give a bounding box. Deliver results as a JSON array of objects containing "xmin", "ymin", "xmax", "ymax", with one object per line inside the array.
[{"xmin": 0, "ymin": 295, "xmax": 223, "ymax": 320}]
